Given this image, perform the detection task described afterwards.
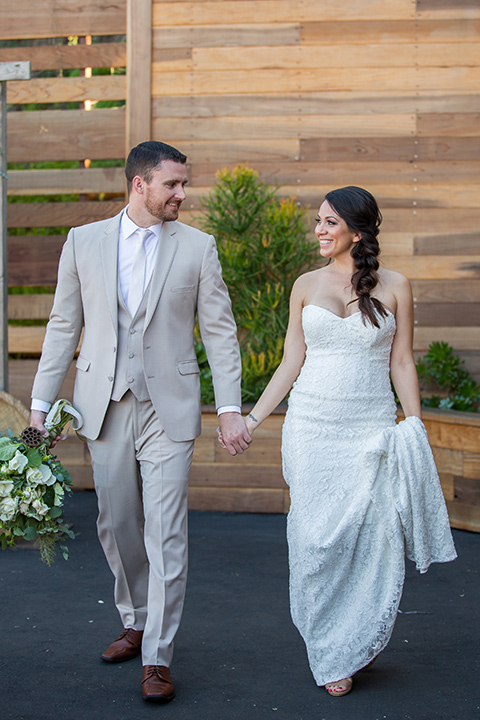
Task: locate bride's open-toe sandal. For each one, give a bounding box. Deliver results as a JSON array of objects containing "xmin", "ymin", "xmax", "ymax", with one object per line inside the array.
[{"xmin": 325, "ymin": 677, "xmax": 353, "ymax": 697}]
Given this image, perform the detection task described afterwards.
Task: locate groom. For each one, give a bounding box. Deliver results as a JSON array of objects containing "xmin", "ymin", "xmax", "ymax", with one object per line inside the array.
[{"xmin": 29, "ymin": 140, "xmax": 251, "ymax": 702}]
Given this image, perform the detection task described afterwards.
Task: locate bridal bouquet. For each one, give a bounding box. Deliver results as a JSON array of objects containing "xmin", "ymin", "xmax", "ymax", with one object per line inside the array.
[{"xmin": 0, "ymin": 399, "xmax": 83, "ymax": 565}]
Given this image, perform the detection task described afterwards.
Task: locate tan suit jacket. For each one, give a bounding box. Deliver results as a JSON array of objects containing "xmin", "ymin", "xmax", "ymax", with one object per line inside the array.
[{"xmin": 32, "ymin": 211, "xmax": 241, "ymax": 441}]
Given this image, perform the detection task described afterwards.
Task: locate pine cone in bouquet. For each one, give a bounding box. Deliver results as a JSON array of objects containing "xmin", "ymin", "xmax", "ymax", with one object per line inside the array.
[{"xmin": 20, "ymin": 425, "xmax": 46, "ymax": 447}]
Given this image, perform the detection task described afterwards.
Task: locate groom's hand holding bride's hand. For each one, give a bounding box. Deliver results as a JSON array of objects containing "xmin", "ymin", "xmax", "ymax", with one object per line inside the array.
[{"xmin": 217, "ymin": 412, "xmax": 252, "ymax": 456}]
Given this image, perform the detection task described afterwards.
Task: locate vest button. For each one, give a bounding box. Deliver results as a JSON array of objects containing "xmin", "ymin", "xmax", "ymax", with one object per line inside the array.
[
  {"xmin": 108, "ymin": 376, "xmax": 113, "ymax": 382},
  {"xmin": 113, "ymin": 346, "xmax": 117, "ymax": 353},
  {"xmin": 130, "ymin": 329, "xmax": 136, "ymax": 335},
  {"xmin": 129, "ymin": 352, "xmax": 134, "ymax": 358},
  {"xmin": 127, "ymin": 376, "xmax": 134, "ymax": 383}
]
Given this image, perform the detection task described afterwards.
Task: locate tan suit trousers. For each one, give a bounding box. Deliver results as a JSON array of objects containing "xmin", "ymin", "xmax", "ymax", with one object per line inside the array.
[{"xmin": 87, "ymin": 391, "xmax": 194, "ymax": 666}]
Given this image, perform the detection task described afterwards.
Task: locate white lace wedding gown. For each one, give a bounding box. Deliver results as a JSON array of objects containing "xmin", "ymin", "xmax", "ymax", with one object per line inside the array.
[{"xmin": 281, "ymin": 305, "xmax": 457, "ymax": 686}]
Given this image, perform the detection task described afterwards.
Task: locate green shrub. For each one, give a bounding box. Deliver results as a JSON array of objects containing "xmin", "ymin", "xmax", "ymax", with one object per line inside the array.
[
  {"xmin": 417, "ymin": 341, "xmax": 480, "ymax": 412},
  {"xmin": 196, "ymin": 164, "xmax": 319, "ymax": 404}
]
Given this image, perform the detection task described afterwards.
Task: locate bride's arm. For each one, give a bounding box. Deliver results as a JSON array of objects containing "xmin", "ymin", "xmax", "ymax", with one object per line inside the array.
[
  {"xmin": 389, "ymin": 274, "xmax": 422, "ymax": 419},
  {"xmin": 245, "ymin": 280, "xmax": 307, "ymax": 435}
]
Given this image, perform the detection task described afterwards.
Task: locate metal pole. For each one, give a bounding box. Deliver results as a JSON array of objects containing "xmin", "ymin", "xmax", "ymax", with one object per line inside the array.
[
  {"xmin": 0, "ymin": 62, "xmax": 30, "ymax": 393},
  {"xmin": 0, "ymin": 80, "xmax": 8, "ymax": 391}
]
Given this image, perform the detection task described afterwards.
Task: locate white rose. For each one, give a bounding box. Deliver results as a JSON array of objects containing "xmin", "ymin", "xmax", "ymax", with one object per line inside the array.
[
  {"xmin": 53, "ymin": 482, "xmax": 65, "ymax": 507},
  {"xmin": 26, "ymin": 464, "xmax": 54, "ymax": 486},
  {"xmin": 0, "ymin": 495, "xmax": 19, "ymax": 521},
  {"xmin": 31, "ymin": 498, "xmax": 49, "ymax": 519},
  {"xmin": 8, "ymin": 451, "xmax": 28, "ymax": 474},
  {"xmin": 0, "ymin": 480, "xmax": 14, "ymax": 497},
  {"xmin": 18, "ymin": 485, "xmax": 42, "ymax": 514}
]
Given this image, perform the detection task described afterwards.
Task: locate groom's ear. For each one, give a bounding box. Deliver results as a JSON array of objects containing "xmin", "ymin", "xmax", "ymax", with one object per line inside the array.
[{"xmin": 132, "ymin": 175, "xmax": 145, "ymax": 195}]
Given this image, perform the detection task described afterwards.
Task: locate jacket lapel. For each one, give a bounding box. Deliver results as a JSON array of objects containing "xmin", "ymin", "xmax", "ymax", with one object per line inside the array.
[
  {"xmin": 100, "ymin": 213, "xmax": 121, "ymax": 336},
  {"xmin": 145, "ymin": 222, "xmax": 178, "ymax": 330}
]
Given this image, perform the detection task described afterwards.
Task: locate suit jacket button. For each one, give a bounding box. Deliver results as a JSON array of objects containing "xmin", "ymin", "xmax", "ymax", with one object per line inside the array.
[{"xmin": 108, "ymin": 376, "xmax": 113, "ymax": 382}]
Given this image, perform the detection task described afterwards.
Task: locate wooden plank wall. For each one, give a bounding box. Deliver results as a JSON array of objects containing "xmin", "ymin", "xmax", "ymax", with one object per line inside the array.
[
  {"xmin": 0, "ymin": 0, "xmax": 128, "ymax": 353},
  {"xmin": 151, "ymin": 0, "xmax": 480, "ymax": 385}
]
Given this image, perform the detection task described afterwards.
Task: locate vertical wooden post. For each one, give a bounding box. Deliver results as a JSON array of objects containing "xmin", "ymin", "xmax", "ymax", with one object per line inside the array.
[
  {"xmin": 126, "ymin": 0, "xmax": 152, "ymax": 171},
  {"xmin": 0, "ymin": 61, "xmax": 30, "ymax": 392}
]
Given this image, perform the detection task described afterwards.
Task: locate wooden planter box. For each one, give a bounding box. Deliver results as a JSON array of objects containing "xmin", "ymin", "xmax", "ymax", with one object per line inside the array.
[{"xmin": 55, "ymin": 405, "xmax": 480, "ymax": 532}]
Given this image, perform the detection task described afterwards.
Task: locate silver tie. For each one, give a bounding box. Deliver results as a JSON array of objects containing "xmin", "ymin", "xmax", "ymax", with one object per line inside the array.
[{"xmin": 127, "ymin": 228, "xmax": 151, "ymax": 316}]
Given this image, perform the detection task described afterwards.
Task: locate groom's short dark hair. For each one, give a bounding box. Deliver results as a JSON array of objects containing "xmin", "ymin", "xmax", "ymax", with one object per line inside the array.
[{"xmin": 125, "ymin": 141, "xmax": 187, "ymax": 195}]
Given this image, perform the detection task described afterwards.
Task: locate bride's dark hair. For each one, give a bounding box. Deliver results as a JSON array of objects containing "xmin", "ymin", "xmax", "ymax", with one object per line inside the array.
[{"xmin": 324, "ymin": 185, "xmax": 387, "ymax": 328}]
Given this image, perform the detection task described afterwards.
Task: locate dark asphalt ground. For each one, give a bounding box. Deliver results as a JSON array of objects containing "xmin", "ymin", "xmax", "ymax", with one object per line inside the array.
[{"xmin": 1, "ymin": 490, "xmax": 479, "ymax": 720}]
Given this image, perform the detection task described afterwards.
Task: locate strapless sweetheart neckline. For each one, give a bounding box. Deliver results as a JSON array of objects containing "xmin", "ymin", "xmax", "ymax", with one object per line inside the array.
[{"xmin": 302, "ymin": 304, "xmax": 394, "ymax": 321}]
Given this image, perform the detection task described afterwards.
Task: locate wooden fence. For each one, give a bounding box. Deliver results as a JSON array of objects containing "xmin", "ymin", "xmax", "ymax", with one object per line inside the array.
[{"xmin": 0, "ymin": 0, "xmax": 479, "ymax": 517}]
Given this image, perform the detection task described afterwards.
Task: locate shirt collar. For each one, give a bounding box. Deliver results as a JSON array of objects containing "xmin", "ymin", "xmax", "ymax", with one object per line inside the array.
[{"xmin": 121, "ymin": 206, "xmax": 162, "ymax": 241}]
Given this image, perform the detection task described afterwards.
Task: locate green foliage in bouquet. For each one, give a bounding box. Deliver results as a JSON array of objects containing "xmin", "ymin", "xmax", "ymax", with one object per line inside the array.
[
  {"xmin": 197, "ymin": 164, "xmax": 319, "ymax": 403},
  {"xmin": 416, "ymin": 341, "xmax": 480, "ymax": 413},
  {"xmin": 0, "ymin": 400, "xmax": 82, "ymax": 564}
]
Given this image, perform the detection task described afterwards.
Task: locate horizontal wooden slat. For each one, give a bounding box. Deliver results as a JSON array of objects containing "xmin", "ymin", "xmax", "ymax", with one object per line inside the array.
[
  {"xmin": 414, "ymin": 233, "xmax": 480, "ymax": 255},
  {"xmin": 8, "ymin": 236, "xmax": 64, "ymax": 285},
  {"xmin": 410, "ymin": 279, "xmax": 480, "ymax": 303},
  {"xmin": 414, "ymin": 303, "xmax": 480, "ymax": 327},
  {"xmin": 8, "ymin": 326, "xmax": 46, "ymax": 354},
  {"xmin": 153, "ymin": 114, "xmax": 416, "ymax": 139},
  {"xmin": 300, "ymin": 20, "xmax": 480, "ymax": 44},
  {"xmin": 386, "ymin": 255, "xmax": 480, "ymax": 279},
  {"xmin": 8, "ymin": 168, "xmax": 125, "ymax": 195},
  {"xmin": 417, "ymin": 4, "xmax": 479, "ymax": 21},
  {"xmin": 453, "ymin": 476, "xmax": 480, "ymax": 505},
  {"xmin": 8, "ymin": 294, "xmax": 54, "ymax": 320},
  {"xmin": 7, "ymin": 201, "xmax": 124, "ymax": 228},
  {"xmin": 431, "ymin": 447, "xmax": 464, "ymax": 476},
  {"xmin": 153, "ymin": 24, "xmax": 300, "ymax": 49},
  {"xmin": 152, "ymin": 0, "xmax": 415, "ymax": 26},
  {"xmin": 168, "ymin": 139, "xmax": 301, "ymax": 164},
  {"xmin": 152, "ymin": 93, "xmax": 480, "ymax": 118},
  {"xmin": 191, "ymin": 44, "xmax": 480, "ymax": 70},
  {"xmin": 418, "ymin": 113, "xmax": 480, "ymax": 136},
  {"xmin": 0, "ymin": 0, "xmax": 126, "ymax": 39},
  {"xmin": 8, "ymin": 75, "xmax": 125, "ymax": 104},
  {"xmin": 445, "ymin": 500, "xmax": 480, "ymax": 533},
  {"xmin": 372, "ymin": 208, "xmax": 480, "ymax": 233},
  {"xmin": 152, "ymin": 68, "xmax": 480, "ymax": 95},
  {"xmin": 438, "ymin": 472, "xmax": 454, "ymax": 501},
  {"xmin": 7, "ymin": 108, "xmax": 125, "ymax": 162},
  {"xmin": 413, "ymin": 327, "xmax": 480, "ymax": 352},
  {"xmin": 380, "ymin": 233, "xmax": 414, "ymax": 257},
  {"xmin": 8, "ymin": 326, "xmax": 83, "ymax": 354},
  {"xmin": 190, "ymin": 161, "xmax": 420, "ymax": 186},
  {"xmin": 0, "ymin": 43, "xmax": 126, "ymax": 71},
  {"xmin": 463, "ymin": 453, "xmax": 480, "ymax": 481},
  {"xmin": 190, "ymin": 464, "xmax": 284, "ymax": 488},
  {"xmin": 187, "ymin": 487, "xmax": 286, "ymax": 513},
  {"xmin": 301, "ymin": 136, "xmax": 480, "ymax": 161}
]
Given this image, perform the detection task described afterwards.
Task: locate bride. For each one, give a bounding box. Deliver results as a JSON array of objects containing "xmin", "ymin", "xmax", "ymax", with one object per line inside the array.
[{"xmin": 228, "ymin": 186, "xmax": 456, "ymax": 696}]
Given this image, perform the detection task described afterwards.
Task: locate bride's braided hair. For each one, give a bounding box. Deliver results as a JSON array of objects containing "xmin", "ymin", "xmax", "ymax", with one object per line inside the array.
[{"xmin": 324, "ymin": 186, "xmax": 388, "ymax": 328}]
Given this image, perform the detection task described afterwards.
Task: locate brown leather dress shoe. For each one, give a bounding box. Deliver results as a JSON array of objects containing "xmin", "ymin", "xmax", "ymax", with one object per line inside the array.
[
  {"xmin": 100, "ymin": 628, "xmax": 143, "ymax": 663},
  {"xmin": 141, "ymin": 665, "xmax": 175, "ymax": 703}
]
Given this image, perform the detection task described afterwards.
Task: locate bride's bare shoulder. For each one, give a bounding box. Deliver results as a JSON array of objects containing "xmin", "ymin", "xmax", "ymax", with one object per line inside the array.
[
  {"xmin": 378, "ymin": 266, "xmax": 410, "ymax": 290},
  {"xmin": 291, "ymin": 268, "xmax": 324, "ymax": 304}
]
